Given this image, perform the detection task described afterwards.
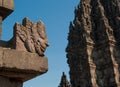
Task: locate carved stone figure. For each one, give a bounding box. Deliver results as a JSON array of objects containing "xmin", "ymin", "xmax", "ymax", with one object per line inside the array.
[
  {"xmin": 10, "ymin": 18, "xmax": 49, "ymax": 56},
  {"xmin": 0, "ymin": 1, "xmax": 49, "ymax": 87}
]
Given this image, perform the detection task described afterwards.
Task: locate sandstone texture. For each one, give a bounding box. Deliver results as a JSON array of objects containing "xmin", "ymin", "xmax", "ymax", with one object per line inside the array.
[
  {"xmin": 9, "ymin": 18, "xmax": 49, "ymax": 56},
  {"xmin": 66, "ymin": 0, "xmax": 120, "ymax": 87},
  {"xmin": 0, "ymin": 17, "xmax": 49, "ymax": 84},
  {"xmin": 0, "ymin": 17, "xmax": 49, "ymax": 86},
  {"xmin": 0, "ymin": 0, "xmax": 49, "ymax": 87},
  {"xmin": 0, "ymin": 47, "xmax": 48, "ymax": 82}
]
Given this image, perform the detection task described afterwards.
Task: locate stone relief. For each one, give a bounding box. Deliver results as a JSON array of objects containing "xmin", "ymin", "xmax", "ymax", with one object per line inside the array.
[{"xmin": 10, "ymin": 18, "xmax": 49, "ymax": 56}]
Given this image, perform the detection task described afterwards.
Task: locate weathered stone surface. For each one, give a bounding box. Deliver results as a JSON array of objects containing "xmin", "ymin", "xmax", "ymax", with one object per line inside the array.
[
  {"xmin": 66, "ymin": 0, "xmax": 120, "ymax": 87},
  {"xmin": 2, "ymin": 0, "xmax": 14, "ymax": 9},
  {"xmin": 9, "ymin": 18, "xmax": 49, "ymax": 56},
  {"xmin": 0, "ymin": 17, "xmax": 49, "ymax": 83},
  {"xmin": 0, "ymin": 0, "xmax": 14, "ymax": 10},
  {"xmin": 0, "ymin": 0, "xmax": 14, "ymax": 20},
  {"xmin": 0, "ymin": 0, "xmax": 49, "ymax": 87},
  {"xmin": 0, "ymin": 47, "xmax": 48, "ymax": 82},
  {"xmin": 0, "ymin": 76, "xmax": 22, "ymax": 87}
]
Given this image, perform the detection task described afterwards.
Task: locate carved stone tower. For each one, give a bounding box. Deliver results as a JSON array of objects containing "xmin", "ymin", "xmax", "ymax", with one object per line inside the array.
[
  {"xmin": 58, "ymin": 72, "xmax": 71, "ymax": 87},
  {"xmin": 0, "ymin": 0, "xmax": 49, "ymax": 87},
  {"xmin": 66, "ymin": 0, "xmax": 120, "ymax": 87}
]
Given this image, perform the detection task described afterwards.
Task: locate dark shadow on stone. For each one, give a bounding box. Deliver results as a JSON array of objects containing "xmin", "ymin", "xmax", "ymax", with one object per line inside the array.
[
  {"xmin": 92, "ymin": 45, "xmax": 117, "ymax": 87},
  {"xmin": 66, "ymin": 23, "xmax": 93, "ymax": 87},
  {"xmin": 90, "ymin": 0, "xmax": 117, "ymax": 86}
]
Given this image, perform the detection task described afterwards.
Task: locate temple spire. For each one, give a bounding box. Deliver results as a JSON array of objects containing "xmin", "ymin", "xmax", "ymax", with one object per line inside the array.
[
  {"xmin": 66, "ymin": 0, "xmax": 120, "ymax": 87},
  {"xmin": 58, "ymin": 72, "xmax": 71, "ymax": 87}
]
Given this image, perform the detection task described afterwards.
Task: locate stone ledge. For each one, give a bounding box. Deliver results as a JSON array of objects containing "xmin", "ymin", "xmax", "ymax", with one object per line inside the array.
[
  {"xmin": 0, "ymin": 0, "xmax": 14, "ymax": 20},
  {"xmin": 0, "ymin": 47, "xmax": 48, "ymax": 82},
  {"xmin": 0, "ymin": 0, "xmax": 14, "ymax": 10}
]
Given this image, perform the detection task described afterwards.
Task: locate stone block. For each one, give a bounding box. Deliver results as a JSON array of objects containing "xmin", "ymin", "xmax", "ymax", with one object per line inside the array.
[
  {"xmin": 0, "ymin": 47, "xmax": 48, "ymax": 82},
  {"xmin": 0, "ymin": 0, "xmax": 14, "ymax": 20}
]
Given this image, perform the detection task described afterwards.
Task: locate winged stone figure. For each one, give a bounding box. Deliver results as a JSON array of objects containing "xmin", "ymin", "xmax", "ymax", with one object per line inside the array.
[{"xmin": 11, "ymin": 18, "xmax": 49, "ymax": 56}]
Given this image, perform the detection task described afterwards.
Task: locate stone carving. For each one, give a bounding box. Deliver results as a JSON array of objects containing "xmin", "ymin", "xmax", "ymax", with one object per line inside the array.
[
  {"xmin": 0, "ymin": 0, "xmax": 49, "ymax": 87},
  {"xmin": 66, "ymin": 0, "xmax": 120, "ymax": 87},
  {"xmin": 11, "ymin": 18, "xmax": 49, "ymax": 56}
]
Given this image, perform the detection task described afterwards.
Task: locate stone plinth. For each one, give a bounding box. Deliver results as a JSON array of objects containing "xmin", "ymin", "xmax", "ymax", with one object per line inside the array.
[
  {"xmin": 0, "ymin": 47, "xmax": 48, "ymax": 82},
  {"xmin": 0, "ymin": 0, "xmax": 14, "ymax": 20},
  {"xmin": 0, "ymin": 16, "xmax": 49, "ymax": 86},
  {"xmin": 0, "ymin": 0, "xmax": 49, "ymax": 86}
]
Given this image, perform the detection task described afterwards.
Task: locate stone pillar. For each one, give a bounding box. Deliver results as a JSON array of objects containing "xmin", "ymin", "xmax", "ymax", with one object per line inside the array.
[
  {"xmin": 0, "ymin": 1, "xmax": 49, "ymax": 87},
  {"xmin": 0, "ymin": 46, "xmax": 48, "ymax": 87}
]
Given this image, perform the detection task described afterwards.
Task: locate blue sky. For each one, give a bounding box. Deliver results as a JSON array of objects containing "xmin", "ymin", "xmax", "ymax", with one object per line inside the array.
[{"xmin": 2, "ymin": 0, "xmax": 79, "ymax": 87}]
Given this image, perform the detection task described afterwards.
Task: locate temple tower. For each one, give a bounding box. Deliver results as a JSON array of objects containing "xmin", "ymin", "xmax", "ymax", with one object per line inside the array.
[
  {"xmin": 58, "ymin": 72, "xmax": 71, "ymax": 87},
  {"xmin": 66, "ymin": 0, "xmax": 120, "ymax": 87}
]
